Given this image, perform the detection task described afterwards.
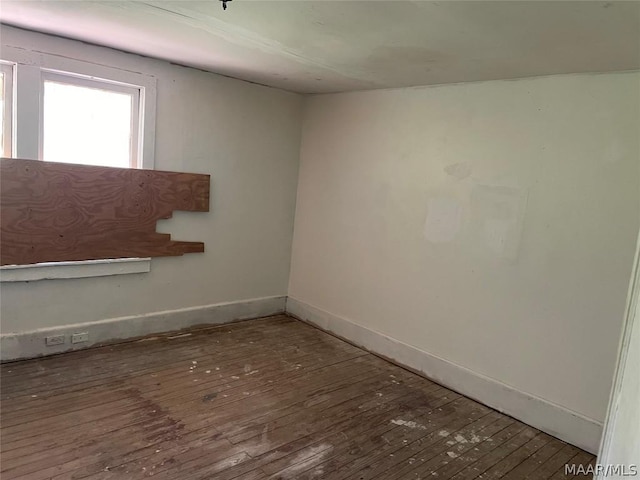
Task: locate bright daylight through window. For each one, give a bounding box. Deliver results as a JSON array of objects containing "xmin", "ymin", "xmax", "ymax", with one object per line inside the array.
[
  {"xmin": 0, "ymin": 55, "xmax": 153, "ymax": 169},
  {"xmin": 42, "ymin": 75, "xmax": 139, "ymax": 168}
]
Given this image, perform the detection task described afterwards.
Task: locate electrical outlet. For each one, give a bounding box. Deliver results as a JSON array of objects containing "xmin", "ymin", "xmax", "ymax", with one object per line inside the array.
[
  {"xmin": 45, "ymin": 335, "xmax": 65, "ymax": 346},
  {"xmin": 71, "ymin": 332, "xmax": 89, "ymax": 344}
]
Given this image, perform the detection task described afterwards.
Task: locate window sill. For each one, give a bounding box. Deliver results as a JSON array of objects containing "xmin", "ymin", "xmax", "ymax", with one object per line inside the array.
[{"xmin": 0, "ymin": 258, "xmax": 151, "ymax": 282}]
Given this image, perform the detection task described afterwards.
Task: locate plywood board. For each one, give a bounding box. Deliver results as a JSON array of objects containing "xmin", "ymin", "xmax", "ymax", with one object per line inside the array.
[{"xmin": 0, "ymin": 158, "xmax": 210, "ymax": 265}]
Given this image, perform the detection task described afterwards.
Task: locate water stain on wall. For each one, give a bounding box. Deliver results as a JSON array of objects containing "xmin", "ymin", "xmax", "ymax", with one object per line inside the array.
[{"xmin": 444, "ymin": 162, "xmax": 473, "ymax": 180}]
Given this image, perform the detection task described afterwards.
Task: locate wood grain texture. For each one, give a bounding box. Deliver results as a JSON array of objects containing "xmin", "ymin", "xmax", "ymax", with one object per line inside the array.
[
  {"xmin": 0, "ymin": 315, "xmax": 596, "ymax": 480},
  {"xmin": 0, "ymin": 158, "xmax": 210, "ymax": 265}
]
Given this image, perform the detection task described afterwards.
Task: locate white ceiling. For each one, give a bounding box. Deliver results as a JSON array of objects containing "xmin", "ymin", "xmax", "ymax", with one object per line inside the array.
[{"xmin": 1, "ymin": 1, "xmax": 639, "ymax": 94}]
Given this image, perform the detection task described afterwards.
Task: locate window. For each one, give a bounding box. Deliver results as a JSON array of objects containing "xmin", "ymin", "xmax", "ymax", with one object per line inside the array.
[
  {"xmin": 0, "ymin": 47, "xmax": 157, "ymax": 279},
  {"xmin": 42, "ymin": 73, "xmax": 140, "ymax": 168},
  {"xmin": 0, "ymin": 46, "xmax": 156, "ymax": 168},
  {"xmin": 0, "ymin": 62, "xmax": 14, "ymax": 158}
]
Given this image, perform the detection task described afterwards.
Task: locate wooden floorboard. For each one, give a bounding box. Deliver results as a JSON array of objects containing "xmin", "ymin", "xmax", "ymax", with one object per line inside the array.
[{"xmin": 0, "ymin": 315, "xmax": 596, "ymax": 480}]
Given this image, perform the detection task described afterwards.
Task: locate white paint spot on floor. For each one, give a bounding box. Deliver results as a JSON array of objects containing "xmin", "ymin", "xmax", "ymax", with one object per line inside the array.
[
  {"xmin": 205, "ymin": 370, "xmax": 211, "ymax": 374},
  {"xmin": 470, "ymin": 434, "xmax": 482, "ymax": 443},
  {"xmin": 292, "ymin": 444, "xmax": 332, "ymax": 464},
  {"xmin": 279, "ymin": 444, "xmax": 334, "ymax": 479},
  {"xmin": 391, "ymin": 419, "xmax": 428, "ymax": 430},
  {"xmin": 245, "ymin": 370, "xmax": 259, "ymax": 375},
  {"xmin": 438, "ymin": 430, "xmax": 450, "ymax": 437},
  {"xmin": 454, "ymin": 434, "xmax": 468, "ymax": 443},
  {"xmin": 231, "ymin": 375, "xmax": 240, "ymax": 380},
  {"xmin": 446, "ymin": 452, "xmax": 459, "ymax": 458}
]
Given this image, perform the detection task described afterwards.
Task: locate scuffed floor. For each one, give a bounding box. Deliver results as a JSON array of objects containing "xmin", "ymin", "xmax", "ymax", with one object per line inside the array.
[{"xmin": 0, "ymin": 315, "xmax": 595, "ymax": 479}]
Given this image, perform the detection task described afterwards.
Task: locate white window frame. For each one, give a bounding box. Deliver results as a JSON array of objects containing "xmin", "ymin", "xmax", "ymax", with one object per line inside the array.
[
  {"xmin": 40, "ymin": 70, "xmax": 143, "ymax": 168},
  {"xmin": 0, "ymin": 257, "xmax": 151, "ymax": 283},
  {"xmin": 1, "ymin": 44, "xmax": 156, "ymax": 169},
  {"xmin": 0, "ymin": 46, "xmax": 157, "ymax": 281},
  {"xmin": 0, "ymin": 61, "xmax": 14, "ymax": 158}
]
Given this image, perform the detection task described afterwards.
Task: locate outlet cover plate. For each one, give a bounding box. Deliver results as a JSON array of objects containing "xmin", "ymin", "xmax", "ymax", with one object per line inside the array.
[
  {"xmin": 45, "ymin": 335, "xmax": 65, "ymax": 346},
  {"xmin": 71, "ymin": 332, "xmax": 89, "ymax": 344}
]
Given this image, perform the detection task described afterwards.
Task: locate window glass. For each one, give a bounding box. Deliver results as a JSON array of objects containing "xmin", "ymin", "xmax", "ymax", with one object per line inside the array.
[{"xmin": 43, "ymin": 80, "xmax": 134, "ymax": 168}]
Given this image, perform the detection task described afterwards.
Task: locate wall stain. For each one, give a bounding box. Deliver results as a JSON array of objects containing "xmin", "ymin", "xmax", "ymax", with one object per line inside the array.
[{"xmin": 444, "ymin": 162, "xmax": 472, "ymax": 180}]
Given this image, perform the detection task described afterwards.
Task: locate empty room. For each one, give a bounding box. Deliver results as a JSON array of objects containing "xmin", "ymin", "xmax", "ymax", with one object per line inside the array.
[{"xmin": 0, "ymin": 1, "xmax": 638, "ymax": 479}]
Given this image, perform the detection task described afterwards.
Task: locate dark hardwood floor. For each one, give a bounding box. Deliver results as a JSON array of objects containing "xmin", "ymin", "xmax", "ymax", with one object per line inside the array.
[{"xmin": 0, "ymin": 315, "xmax": 595, "ymax": 479}]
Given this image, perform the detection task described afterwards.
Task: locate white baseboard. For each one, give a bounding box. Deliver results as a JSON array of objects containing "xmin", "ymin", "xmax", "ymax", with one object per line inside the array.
[
  {"xmin": 286, "ymin": 297, "xmax": 602, "ymax": 454},
  {"xmin": 1, "ymin": 295, "xmax": 286, "ymax": 362}
]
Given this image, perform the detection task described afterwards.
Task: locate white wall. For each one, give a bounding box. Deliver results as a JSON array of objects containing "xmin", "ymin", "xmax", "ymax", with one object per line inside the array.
[
  {"xmin": 0, "ymin": 26, "xmax": 302, "ymax": 333},
  {"xmin": 288, "ymin": 72, "xmax": 640, "ymax": 448}
]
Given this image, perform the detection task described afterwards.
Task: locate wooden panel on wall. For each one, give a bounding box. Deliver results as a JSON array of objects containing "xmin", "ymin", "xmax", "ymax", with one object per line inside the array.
[{"xmin": 1, "ymin": 158, "xmax": 210, "ymax": 266}]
